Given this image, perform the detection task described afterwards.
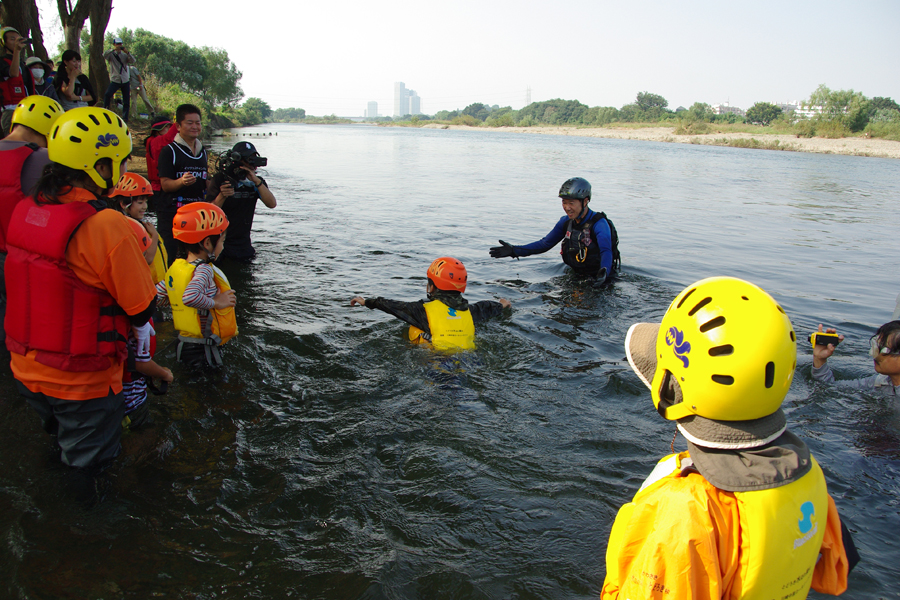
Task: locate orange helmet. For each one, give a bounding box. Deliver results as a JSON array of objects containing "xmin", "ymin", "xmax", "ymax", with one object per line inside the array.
[
  {"xmin": 110, "ymin": 172, "xmax": 152, "ymax": 198},
  {"xmin": 427, "ymin": 257, "xmax": 467, "ymax": 292},
  {"xmin": 172, "ymin": 202, "xmax": 228, "ymax": 244},
  {"xmin": 126, "ymin": 217, "xmax": 152, "ymax": 253}
]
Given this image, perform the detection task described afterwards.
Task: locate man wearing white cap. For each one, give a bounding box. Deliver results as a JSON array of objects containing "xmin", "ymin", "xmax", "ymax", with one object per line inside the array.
[
  {"xmin": 102, "ymin": 37, "xmax": 135, "ymax": 121},
  {"xmin": 602, "ymin": 277, "xmax": 857, "ymax": 598}
]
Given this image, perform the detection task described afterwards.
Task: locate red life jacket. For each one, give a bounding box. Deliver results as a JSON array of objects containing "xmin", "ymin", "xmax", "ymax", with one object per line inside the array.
[
  {"xmin": 4, "ymin": 197, "xmax": 132, "ymax": 372},
  {"xmin": 0, "ymin": 57, "xmax": 29, "ymax": 107},
  {"xmin": 0, "ymin": 143, "xmax": 38, "ymax": 253}
]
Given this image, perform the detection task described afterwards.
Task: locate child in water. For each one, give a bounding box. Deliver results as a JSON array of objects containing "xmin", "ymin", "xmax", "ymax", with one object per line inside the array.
[
  {"xmin": 157, "ymin": 202, "xmax": 238, "ymax": 367},
  {"xmin": 110, "ymin": 172, "xmax": 168, "ymax": 285},
  {"xmin": 350, "ymin": 257, "xmax": 510, "ymax": 352},
  {"xmin": 811, "ymin": 322, "xmax": 900, "ymax": 395},
  {"xmin": 121, "ymin": 218, "xmax": 174, "ymax": 429}
]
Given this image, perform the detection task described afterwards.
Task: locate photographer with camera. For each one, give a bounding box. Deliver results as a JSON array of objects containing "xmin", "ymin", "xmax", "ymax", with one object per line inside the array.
[
  {"xmin": 1, "ymin": 27, "xmax": 36, "ymax": 137},
  {"xmin": 102, "ymin": 37, "xmax": 135, "ymax": 122},
  {"xmin": 207, "ymin": 141, "xmax": 276, "ymax": 261}
]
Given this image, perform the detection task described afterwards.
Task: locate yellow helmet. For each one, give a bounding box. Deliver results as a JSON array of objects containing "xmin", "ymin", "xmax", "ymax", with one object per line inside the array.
[
  {"xmin": 12, "ymin": 95, "xmax": 64, "ymax": 137},
  {"xmin": 649, "ymin": 277, "xmax": 796, "ymax": 422},
  {"xmin": 48, "ymin": 107, "xmax": 132, "ymax": 190}
]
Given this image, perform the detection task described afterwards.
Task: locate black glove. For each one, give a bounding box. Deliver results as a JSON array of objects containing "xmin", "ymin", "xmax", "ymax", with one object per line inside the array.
[
  {"xmin": 591, "ymin": 267, "xmax": 608, "ymax": 288},
  {"xmin": 489, "ymin": 240, "xmax": 518, "ymax": 259}
]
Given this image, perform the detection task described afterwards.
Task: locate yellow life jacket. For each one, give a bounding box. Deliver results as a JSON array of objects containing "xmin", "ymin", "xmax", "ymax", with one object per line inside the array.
[
  {"xmin": 149, "ymin": 235, "xmax": 168, "ymax": 285},
  {"xmin": 165, "ymin": 258, "xmax": 237, "ymax": 345},
  {"xmin": 406, "ymin": 299, "xmax": 475, "ymax": 352},
  {"xmin": 609, "ymin": 451, "xmax": 829, "ymax": 600}
]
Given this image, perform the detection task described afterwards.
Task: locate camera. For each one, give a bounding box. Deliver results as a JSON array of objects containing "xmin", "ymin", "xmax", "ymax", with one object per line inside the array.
[
  {"xmin": 808, "ymin": 332, "xmax": 840, "ymax": 347},
  {"xmin": 217, "ymin": 151, "xmax": 267, "ymax": 181}
]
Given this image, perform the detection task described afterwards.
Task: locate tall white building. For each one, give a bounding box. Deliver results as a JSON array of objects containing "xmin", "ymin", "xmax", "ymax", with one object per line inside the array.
[
  {"xmin": 408, "ymin": 90, "xmax": 420, "ymax": 115},
  {"xmin": 393, "ymin": 82, "xmax": 409, "ymax": 117},
  {"xmin": 367, "ymin": 101, "xmax": 378, "ymax": 118}
]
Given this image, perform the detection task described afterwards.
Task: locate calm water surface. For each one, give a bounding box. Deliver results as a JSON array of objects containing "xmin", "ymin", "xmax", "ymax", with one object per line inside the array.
[{"xmin": 2, "ymin": 124, "xmax": 899, "ymax": 599}]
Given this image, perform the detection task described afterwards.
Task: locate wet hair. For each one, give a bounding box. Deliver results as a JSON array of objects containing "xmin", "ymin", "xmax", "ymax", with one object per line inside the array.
[
  {"xmin": 872, "ymin": 321, "xmax": 900, "ymax": 352},
  {"xmin": 32, "ymin": 158, "xmax": 110, "ymax": 205},
  {"xmin": 176, "ymin": 234, "xmax": 222, "ymax": 260},
  {"xmin": 175, "ymin": 104, "xmax": 202, "ymax": 124}
]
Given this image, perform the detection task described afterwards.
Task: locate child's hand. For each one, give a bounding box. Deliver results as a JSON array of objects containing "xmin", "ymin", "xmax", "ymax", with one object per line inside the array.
[
  {"xmin": 214, "ymin": 289, "xmax": 236, "ymax": 309},
  {"xmin": 143, "ymin": 220, "xmax": 158, "ymax": 236},
  {"xmin": 161, "ymin": 367, "xmax": 174, "ymax": 383},
  {"xmin": 499, "ymin": 298, "xmax": 511, "ymax": 309},
  {"xmin": 350, "ymin": 296, "xmax": 366, "ymax": 306},
  {"xmin": 812, "ymin": 324, "xmax": 844, "ymax": 368}
]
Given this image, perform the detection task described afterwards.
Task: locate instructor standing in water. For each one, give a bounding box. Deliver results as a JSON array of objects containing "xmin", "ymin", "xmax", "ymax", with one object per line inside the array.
[{"xmin": 489, "ymin": 177, "xmax": 619, "ymax": 285}]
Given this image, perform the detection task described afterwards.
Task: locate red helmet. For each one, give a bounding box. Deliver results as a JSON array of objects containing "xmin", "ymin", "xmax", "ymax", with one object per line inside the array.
[
  {"xmin": 126, "ymin": 217, "xmax": 152, "ymax": 253},
  {"xmin": 172, "ymin": 202, "xmax": 228, "ymax": 244},
  {"xmin": 427, "ymin": 257, "xmax": 467, "ymax": 292},
  {"xmin": 109, "ymin": 172, "xmax": 152, "ymax": 198}
]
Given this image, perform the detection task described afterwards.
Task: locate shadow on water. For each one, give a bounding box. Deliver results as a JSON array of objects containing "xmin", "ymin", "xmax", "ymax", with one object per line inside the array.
[{"xmin": 2, "ymin": 125, "xmax": 899, "ymax": 598}]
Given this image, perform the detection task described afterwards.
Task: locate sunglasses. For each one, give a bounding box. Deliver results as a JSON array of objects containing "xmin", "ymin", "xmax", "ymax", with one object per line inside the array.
[{"xmin": 869, "ymin": 337, "xmax": 900, "ymax": 359}]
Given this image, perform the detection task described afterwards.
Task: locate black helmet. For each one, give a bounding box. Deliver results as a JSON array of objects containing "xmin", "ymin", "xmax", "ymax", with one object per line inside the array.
[
  {"xmin": 559, "ymin": 177, "xmax": 591, "ymax": 201},
  {"xmin": 231, "ymin": 141, "xmax": 258, "ymax": 158}
]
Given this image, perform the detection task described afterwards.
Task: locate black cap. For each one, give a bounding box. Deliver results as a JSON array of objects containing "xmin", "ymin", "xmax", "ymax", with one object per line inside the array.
[{"xmin": 231, "ymin": 141, "xmax": 258, "ymax": 157}]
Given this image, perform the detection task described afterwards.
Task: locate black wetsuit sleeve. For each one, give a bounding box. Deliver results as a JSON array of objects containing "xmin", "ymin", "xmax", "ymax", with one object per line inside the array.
[
  {"xmin": 128, "ymin": 297, "xmax": 157, "ymax": 327},
  {"xmin": 468, "ymin": 300, "xmax": 506, "ymax": 324},
  {"xmin": 364, "ymin": 297, "xmax": 429, "ymax": 332}
]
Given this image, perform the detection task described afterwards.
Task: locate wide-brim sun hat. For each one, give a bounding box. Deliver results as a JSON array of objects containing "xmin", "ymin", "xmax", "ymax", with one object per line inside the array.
[{"xmin": 625, "ymin": 321, "xmax": 787, "ymax": 450}]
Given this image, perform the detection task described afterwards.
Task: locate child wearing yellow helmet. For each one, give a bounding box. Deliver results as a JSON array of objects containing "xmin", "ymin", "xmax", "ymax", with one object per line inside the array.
[
  {"xmin": 157, "ymin": 202, "xmax": 237, "ymax": 367},
  {"xmin": 350, "ymin": 257, "xmax": 511, "ymax": 353},
  {"xmin": 602, "ymin": 277, "xmax": 857, "ymax": 599}
]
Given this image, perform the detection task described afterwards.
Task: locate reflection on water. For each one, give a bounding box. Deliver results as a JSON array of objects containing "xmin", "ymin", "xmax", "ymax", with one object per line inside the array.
[{"xmin": 2, "ymin": 124, "xmax": 899, "ymax": 598}]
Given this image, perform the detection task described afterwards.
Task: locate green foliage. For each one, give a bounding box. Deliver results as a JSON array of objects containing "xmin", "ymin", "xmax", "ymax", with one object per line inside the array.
[
  {"xmin": 636, "ymin": 91, "xmax": 668, "ymax": 111},
  {"xmin": 107, "ymin": 28, "xmax": 243, "ymax": 108},
  {"xmin": 863, "ymin": 120, "xmax": 900, "ymax": 141},
  {"xmin": 434, "ymin": 109, "xmax": 458, "ymax": 120},
  {"xmin": 687, "ymin": 102, "xmax": 714, "ymax": 122},
  {"xmin": 238, "ymin": 97, "xmax": 272, "ymax": 125},
  {"xmin": 484, "ymin": 112, "xmax": 515, "ymax": 127},
  {"xmin": 582, "ymin": 106, "xmax": 618, "ymax": 125},
  {"xmin": 794, "ymin": 119, "xmax": 816, "ymax": 138},
  {"xmin": 462, "ymin": 103, "xmax": 490, "ymax": 121},
  {"xmin": 517, "ymin": 99, "xmax": 587, "ymax": 125},
  {"xmin": 870, "ymin": 97, "xmax": 900, "ymax": 113},
  {"xmin": 816, "ymin": 119, "xmax": 851, "ymax": 138},
  {"xmin": 869, "ymin": 108, "xmax": 900, "ymax": 124},
  {"xmin": 272, "ymin": 107, "xmax": 306, "ymax": 122},
  {"xmin": 806, "ymin": 84, "xmax": 870, "ymax": 132},
  {"xmin": 746, "ymin": 102, "xmax": 783, "ymax": 126},
  {"xmin": 516, "ymin": 115, "xmax": 535, "ymax": 127},
  {"xmin": 712, "ymin": 112, "xmax": 743, "ymax": 124},
  {"xmin": 452, "ymin": 114, "xmax": 478, "ymax": 126}
]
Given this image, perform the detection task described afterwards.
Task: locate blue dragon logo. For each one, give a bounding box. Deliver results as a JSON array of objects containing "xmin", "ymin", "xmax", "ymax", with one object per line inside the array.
[
  {"xmin": 798, "ymin": 502, "xmax": 815, "ymax": 534},
  {"xmin": 448, "ymin": 308, "xmax": 457, "ymax": 317},
  {"xmin": 95, "ymin": 133, "xmax": 120, "ymax": 149},
  {"xmin": 665, "ymin": 326, "xmax": 691, "ymax": 368}
]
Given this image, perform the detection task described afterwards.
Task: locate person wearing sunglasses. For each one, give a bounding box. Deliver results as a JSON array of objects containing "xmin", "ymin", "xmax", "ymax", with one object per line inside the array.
[{"xmin": 811, "ymin": 321, "xmax": 900, "ymax": 394}]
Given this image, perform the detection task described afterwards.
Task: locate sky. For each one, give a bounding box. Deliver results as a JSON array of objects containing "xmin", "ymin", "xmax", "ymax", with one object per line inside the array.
[{"xmin": 34, "ymin": 0, "xmax": 900, "ymax": 116}]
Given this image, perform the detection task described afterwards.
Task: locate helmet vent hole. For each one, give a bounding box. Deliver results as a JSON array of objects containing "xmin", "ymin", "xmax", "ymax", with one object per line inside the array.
[
  {"xmin": 790, "ymin": 331, "xmax": 796, "ymax": 342},
  {"xmin": 676, "ymin": 288, "xmax": 696, "ymax": 309},
  {"xmin": 699, "ymin": 316, "xmax": 726, "ymax": 333},
  {"xmin": 741, "ymin": 296, "xmax": 749, "ymax": 301},
  {"xmin": 89, "ymin": 114, "xmax": 100, "ymax": 126},
  {"xmin": 711, "ymin": 375, "xmax": 734, "ymax": 385},
  {"xmin": 68, "ymin": 135, "xmax": 82, "ymax": 143},
  {"xmin": 776, "ymin": 305, "xmax": 785, "ymax": 314},
  {"xmin": 708, "ymin": 344, "xmax": 733, "ymax": 357},
  {"xmin": 104, "ymin": 112, "xmax": 112, "ymax": 125},
  {"xmin": 76, "ymin": 122, "xmax": 89, "ymax": 132},
  {"xmin": 765, "ymin": 361, "xmax": 775, "ymax": 388},
  {"xmin": 688, "ymin": 297, "xmax": 712, "ymax": 316}
]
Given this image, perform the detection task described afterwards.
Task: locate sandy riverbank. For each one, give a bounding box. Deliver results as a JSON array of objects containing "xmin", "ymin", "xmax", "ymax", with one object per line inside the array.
[{"xmin": 419, "ymin": 123, "xmax": 900, "ymax": 159}]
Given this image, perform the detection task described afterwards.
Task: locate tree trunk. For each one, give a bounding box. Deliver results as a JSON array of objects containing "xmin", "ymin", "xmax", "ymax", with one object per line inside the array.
[
  {"xmin": 57, "ymin": 0, "xmax": 91, "ymax": 51},
  {"xmin": 25, "ymin": 0, "xmax": 50, "ymax": 60},
  {"xmin": 87, "ymin": 0, "xmax": 112, "ymax": 104}
]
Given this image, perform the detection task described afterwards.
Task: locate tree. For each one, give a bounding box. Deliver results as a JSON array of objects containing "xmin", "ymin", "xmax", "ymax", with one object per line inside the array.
[
  {"xmin": 87, "ymin": 0, "xmax": 112, "ymax": 102},
  {"xmin": 687, "ymin": 102, "xmax": 714, "ymax": 122},
  {"xmin": 241, "ymin": 97, "xmax": 271, "ymax": 123},
  {"xmin": 870, "ymin": 97, "xmax": 900, "ymax": 113},
  {"xmin": 57, "ymin": 0, "xmax": 91, "ymax": 51},
  {"xmin": 806, "ymin": 84, "xmax": 870, "ymax": 132},
  {"xmin": 199, "ymin": 47, "xmax": 243, "ymax": 107},
  {"xmin": 1, "ymin": 0, "xmax": 50, "ymax": 59},
  {"xmin": 462, "ymin": 102, "xmax": 489, "ymax": 121},
  {"xmin": 636, "ymin": 91, "xmax": 668, "ymax": 111},
  {"xmin": 745, "ymin": 102, "xmax": 782, "ymax": 126}
]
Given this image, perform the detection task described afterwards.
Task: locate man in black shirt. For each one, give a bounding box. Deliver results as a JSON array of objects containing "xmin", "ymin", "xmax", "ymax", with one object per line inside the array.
[
  {"xmin": 157, "ymin": 104, "xmax": 209, "ymax": 264},
  {"xmin": 207, "ymin": 141, "xmax": 276, "ymax": 261}
]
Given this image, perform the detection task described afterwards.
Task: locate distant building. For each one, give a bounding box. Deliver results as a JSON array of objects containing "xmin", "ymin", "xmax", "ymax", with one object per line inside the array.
[
  {"xmin": 409, "ymin": 90, "xmax": 420, "ymax": 115},
  {"xmin": 711, "ymin": 102, "xmax": 745, "ymax": 117},
  {"xmin": 394, "ymin": 82, "xmax": 409, "ymax": 117},
  {"xmin": 775, "ymin": 102, "xmax": 822, "ymax": 119},
  {"xmin": 367, "ymin": 101, "xmax": 378, "ymax": 118}
]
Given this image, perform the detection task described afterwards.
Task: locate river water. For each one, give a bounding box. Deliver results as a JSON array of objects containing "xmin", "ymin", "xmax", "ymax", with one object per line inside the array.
[{"xmin": 2, "ymin": 124, "xmax": 899, "ymax": 599}]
